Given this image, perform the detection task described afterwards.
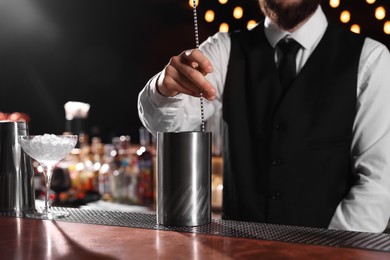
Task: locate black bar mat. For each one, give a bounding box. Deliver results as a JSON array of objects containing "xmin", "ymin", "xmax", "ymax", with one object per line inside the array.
[{"xmin": 38, "ymin": 207, "xmax": 390, "ymax": 253}]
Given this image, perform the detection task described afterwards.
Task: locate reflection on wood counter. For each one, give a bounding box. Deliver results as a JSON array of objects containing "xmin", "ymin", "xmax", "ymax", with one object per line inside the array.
[{"xmin": 1, "ymin": 208, "xmax": 390, "ymax": 259}]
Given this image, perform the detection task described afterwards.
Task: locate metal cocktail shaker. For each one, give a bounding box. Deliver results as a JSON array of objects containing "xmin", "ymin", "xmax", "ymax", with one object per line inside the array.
[
  {"xmin": 0, "ymin": 121, "xmax": 35, "ymax": 217},
  {"xmin": 157, "ymin": 131, "xmax": 211, "ymax": 226}
]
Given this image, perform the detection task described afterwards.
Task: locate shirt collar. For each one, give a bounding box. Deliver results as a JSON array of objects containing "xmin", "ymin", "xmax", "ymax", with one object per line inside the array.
[{"xmin": 264, "ymin": 5, "xmax": 328, "ymax": 51}]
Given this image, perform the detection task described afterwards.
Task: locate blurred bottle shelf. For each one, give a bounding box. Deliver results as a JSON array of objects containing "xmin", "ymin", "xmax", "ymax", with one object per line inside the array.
[{"xmin": 35, "ymin": 135, "xmax": 223, "ymax": 212}]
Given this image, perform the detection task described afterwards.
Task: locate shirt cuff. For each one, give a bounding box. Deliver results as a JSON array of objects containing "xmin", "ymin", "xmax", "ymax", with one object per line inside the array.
[{"xmin": 148, "ymin": 73, "xmax": 184, "ymax": 107}]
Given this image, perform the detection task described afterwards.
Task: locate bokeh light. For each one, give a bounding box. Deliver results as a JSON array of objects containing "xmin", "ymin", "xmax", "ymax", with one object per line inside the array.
[
  {"xmin": 205, "ymin": 10, "xmax": 215, "ymax": 23},
  {"xmin": 189, "ymin": 0, "xmax": 199, "ymax": 8},
  {"xmin": 233, "ymin": 6, "xmax": 244, "ymax": 19},
  {"xmin": 247, "ymin": 20, "xmax": 257, "ymax": 29},
  {"xmin": 384, "ymin": 21, "xmax": 390, "ymax": 34},
  {"xmin": 329, "ymin": 0, "xmax": 340, "ymax": 8},
  {"xmin": 219, "ymin": 22, "xmax": 229, "ymax": 32},
  {"xmin": 350, "ymin": 24, "xmax": 361, "ymax": 34},
  {"xmin": 340, "ymin": 10, "xmax": 351, "ymax": 23},
  {"xmin": 375, "ymin": 6, "xmax": 386, "ymax": 20}
]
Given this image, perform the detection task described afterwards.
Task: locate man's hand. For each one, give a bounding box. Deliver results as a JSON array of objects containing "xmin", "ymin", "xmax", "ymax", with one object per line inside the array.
[{"xmin": 156, "ymin": 49, "xmax": 216, "ymax": 101}]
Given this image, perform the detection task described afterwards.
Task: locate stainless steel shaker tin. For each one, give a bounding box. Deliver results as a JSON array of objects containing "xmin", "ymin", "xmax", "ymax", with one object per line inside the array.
[
  {"xmin": 0, "ymin": 121, "xmax": 35, "ymax": 217},
  {"xmin": 157, "ymin": 131, "xmax": 211, "ymax": 226}
]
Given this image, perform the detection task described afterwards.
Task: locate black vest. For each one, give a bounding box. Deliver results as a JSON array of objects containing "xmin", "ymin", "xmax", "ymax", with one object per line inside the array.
[{"xmin": 222, "ymin": 23, "xmax": 365, "ymax": 228}]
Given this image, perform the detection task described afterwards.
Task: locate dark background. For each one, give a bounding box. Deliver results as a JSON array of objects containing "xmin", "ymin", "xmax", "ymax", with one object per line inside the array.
[{"xmin": 0, "ymin": 0, "xmax": 388, "ymax": 143}]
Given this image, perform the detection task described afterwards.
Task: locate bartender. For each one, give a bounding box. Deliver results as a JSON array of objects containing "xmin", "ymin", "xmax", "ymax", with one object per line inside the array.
[{"xmin": 138, "ymin": 0, "xmax": 390, "ymax": 233}]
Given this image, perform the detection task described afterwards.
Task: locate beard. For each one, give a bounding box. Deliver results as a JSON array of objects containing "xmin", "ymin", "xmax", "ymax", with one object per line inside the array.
[{"xmin": 259, "ymin": 0, "xmax": 321, "ymax": 31}]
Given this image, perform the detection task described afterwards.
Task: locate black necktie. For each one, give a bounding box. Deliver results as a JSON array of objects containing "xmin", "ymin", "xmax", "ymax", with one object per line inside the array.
[{"xmin": 277, "ymin": 38, "xmax": 301, "ymax": 90}]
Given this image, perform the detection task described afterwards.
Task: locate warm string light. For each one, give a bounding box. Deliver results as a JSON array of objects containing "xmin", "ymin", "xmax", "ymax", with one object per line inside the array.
[
  {"xmin": 350, "ymin": 24, "xmax": 361, "ymax": 34},
  {"xmin": 375, "ymin": 6, "xmax": 386, "ymax": 20},
  {"xmin": 189, "ymin": 0, "xmax": 199, "ymax": 7},
  {"xmin": 329, "ymin": 0, "xmax": 340, "ymax": 8},
  {"xmin": 233, "ymin": 6, "xmax": 243, "ymax": 19},
  {"xmin": 205, "ymin": 10, "xmax": 215, "ymax": 23},
  {"xmin": 219, "ymin": 23, "xmax": 229, "ymax": 32},
  {"xmin": 340, "ymin": 10, "xmax": 351, "ymax": 23},
  {"xmin": 247, "ymin": 20, "xmax": 257, "ymax": 29},
  {"xmin": 196, "ymin": 0, "xmax": 389, "ymax": 36},
  {"xmin": 330, "ymin": 0, "xmax": 388, "ymax": 36},
  {"xmin": 384, "ymin": 21, "xmax": 390, "ymax": 34},
  {"xmin": 193, "ymin": 0, "xmax": 258, "ymax": 32}
]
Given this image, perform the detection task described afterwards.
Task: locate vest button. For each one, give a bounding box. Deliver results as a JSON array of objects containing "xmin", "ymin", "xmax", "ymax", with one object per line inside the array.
[
  {"xmin": 272, "ymin": 159, "xmax": 282, "ymax": 166},
  {"xmin": 271, "ymin": 192, "xmax": 280, "ymax": 200}
]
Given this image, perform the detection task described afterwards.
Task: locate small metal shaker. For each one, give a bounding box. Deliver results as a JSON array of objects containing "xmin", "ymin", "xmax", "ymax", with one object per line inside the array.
[
  {"xmin": 0, "ymin": 121, "xmax": 35, "ymax": 217},
  {"xmin": 157, "ymin": 131, "xmax": 211, "ymax": 226}
]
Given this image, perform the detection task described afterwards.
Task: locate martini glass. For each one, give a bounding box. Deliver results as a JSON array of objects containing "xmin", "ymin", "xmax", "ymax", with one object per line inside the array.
[{"xmin": 19, "ymin": 134, "xmax": 78, "ymax": 220}]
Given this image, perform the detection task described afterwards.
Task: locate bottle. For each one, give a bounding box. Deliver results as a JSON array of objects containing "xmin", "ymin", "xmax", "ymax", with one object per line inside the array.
[
  {"xmin": 98, "ymin": 144, "xmax": 114, "ymax": 201},
  {"xmin": 90, "ymin": 137, "xmax": 104, "ymax": 193},
  {"xmin": 136, "ymin": 127, "xmax": 154, "ymax": 206},
  {"xmin": 109, "ymin": 136, "xmax": 132, "ymax": 203}
]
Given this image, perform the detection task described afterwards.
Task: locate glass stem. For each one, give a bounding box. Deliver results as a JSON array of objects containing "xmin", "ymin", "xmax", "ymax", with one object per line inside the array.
[{"xmin": 43, "ymin": 165, "xmax": 54, "ymax": 215}]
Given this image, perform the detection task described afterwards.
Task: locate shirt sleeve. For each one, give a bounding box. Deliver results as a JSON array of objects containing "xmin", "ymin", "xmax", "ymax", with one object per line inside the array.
[
  {"xmin": 137, "ymin": 32, "xmax": 230, "ymax": 136},
  {"xmin": 328, "ymin": 38, "xmax": 390, "ymax": 233}
]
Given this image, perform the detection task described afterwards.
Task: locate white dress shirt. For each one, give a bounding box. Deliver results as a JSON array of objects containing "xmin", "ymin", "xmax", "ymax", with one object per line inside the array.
[{"xmin": 138, "ymin": 6, "xmax": 390, "ymax": 233}]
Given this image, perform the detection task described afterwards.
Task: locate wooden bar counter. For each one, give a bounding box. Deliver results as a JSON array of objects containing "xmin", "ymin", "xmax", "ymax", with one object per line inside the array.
[{"xmin": 1, "ymin": 209, "xmax": 390, "ymax": 259}]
